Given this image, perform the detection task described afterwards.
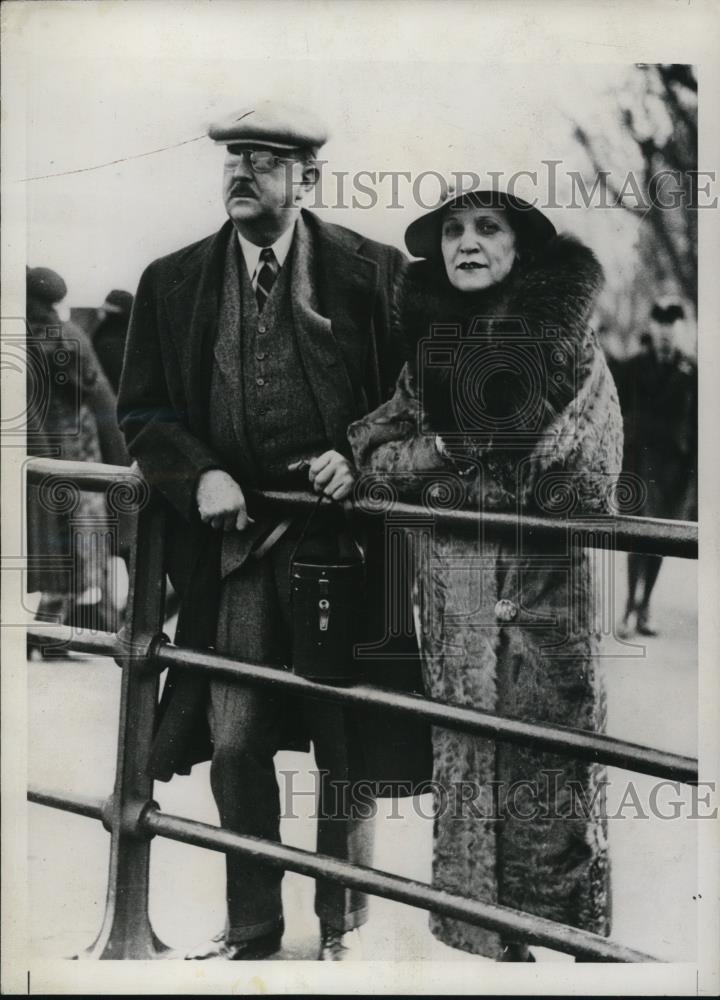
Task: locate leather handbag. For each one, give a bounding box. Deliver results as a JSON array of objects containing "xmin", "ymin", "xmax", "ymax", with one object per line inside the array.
[{"xmin": 289, "ymin": 496, "xmax": 365, "ymax": 683}]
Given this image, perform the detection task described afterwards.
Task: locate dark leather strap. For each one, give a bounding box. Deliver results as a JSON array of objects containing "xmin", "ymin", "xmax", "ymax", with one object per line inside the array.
[
  {"xmin": 250, "ymin": 516, "xmax": 295, "ymax": 560},
  {"xmin": 288, "ymin": 495, "xmax": 365, "ymax": 577}
]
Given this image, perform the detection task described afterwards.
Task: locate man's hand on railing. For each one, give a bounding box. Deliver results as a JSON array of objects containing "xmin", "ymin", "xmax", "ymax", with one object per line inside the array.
[
  {"xmin": 196, "ymin": 470, "xmax": 255, "ymax": 531},
  {"xmin": 288, "ymin": 451, "xmax": 355, "ymax": 501}
]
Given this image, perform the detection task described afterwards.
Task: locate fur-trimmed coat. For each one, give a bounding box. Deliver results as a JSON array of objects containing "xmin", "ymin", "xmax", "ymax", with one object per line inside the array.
[{"xmin": 348, "ymin": 235, "xmax": 623, "ymax": 957}]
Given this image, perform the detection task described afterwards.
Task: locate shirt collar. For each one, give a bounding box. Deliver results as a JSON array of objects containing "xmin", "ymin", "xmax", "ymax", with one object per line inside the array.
[{"xmin": 236, "ymin": 221, "xmax": 296, "ymax": 280}]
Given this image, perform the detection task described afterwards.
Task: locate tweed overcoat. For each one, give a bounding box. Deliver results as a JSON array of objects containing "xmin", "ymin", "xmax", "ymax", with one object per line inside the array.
[
  {"xmin": 348, "ymin": 234, "xmax": 623, "ymax": 956},
  {"xmin": 117, "ymin": 210, "xmax": 431, "ymax": 786}
]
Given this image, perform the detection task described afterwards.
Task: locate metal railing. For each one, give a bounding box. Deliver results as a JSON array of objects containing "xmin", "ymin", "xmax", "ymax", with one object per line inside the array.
[{"xmin": 25, "ymin": 457, "xmax": 699, "ymax": 961}]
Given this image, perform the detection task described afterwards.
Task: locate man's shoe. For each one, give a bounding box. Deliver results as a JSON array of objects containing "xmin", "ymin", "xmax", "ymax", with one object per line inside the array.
[
  {"xmin": 617, "ymin": 602, "xmax": 636, "ymax": 639},
  {"xmin": 636, "ymin": 610, "xmax": 658, "ymax": 637},
  {"xmin": 184, "ymin": 928, "xmax": 282, "ymax": 961},
  {"xmin": 318, "ymin": 923, "xmax": 359, "ymax": 961},
  {"xmin": 616, "ymin": 615, "xmax": 635, "ymax": 640}
]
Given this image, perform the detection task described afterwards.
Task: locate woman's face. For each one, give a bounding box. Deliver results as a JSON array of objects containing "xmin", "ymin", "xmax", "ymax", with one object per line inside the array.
[{"xmin": 441, "ymin": 207, "xmax": 517, "ymax": 291}]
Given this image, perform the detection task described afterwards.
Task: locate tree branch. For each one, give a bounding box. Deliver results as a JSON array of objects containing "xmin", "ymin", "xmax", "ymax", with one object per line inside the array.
[
  {"xmin": 572, "ymin": 125, "xmax": 647, "ymax": 218},
  {"xmin": 657, "ymin": 65, "xmax": 698, "ymax": 148}
]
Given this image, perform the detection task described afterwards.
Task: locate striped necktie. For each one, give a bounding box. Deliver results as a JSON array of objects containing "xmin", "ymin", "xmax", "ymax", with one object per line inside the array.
[{"xmin": 255, "ymin": 247, "xmax": 278, "ymax": 313}]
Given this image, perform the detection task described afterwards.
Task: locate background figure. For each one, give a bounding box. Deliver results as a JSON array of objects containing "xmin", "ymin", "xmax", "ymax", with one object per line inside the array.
[
  {"xmin": 610, "ymin": 299, "xmax": 697, "ymax": 637},
  {"xmin": 26, "ymin": 267, "xmax": 128, "ymax": 640},
  {"xmin": 92, "ymin": 289, "xmax": 134, "ymax": 394}
]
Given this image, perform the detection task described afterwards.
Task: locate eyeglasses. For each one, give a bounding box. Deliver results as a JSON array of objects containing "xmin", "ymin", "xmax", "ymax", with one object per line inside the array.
[{"xmin": 226, "ymin": 146, "xmax": 300, "ymax": 173}]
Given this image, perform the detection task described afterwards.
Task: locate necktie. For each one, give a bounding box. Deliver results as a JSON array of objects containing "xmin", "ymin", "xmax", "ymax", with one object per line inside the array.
[{"xmin": 255, "ymin": 247, "xmax": 278, "ymax": 313}]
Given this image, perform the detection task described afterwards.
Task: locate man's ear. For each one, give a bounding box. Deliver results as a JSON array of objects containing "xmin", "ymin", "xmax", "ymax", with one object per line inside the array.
[
  {"xmin": 300, "ymin": 162, "xmax": 320, "ymax": 191},
  {"xmin": 290, "ymin": 161, "xmax": 320, "ymax": 205}
]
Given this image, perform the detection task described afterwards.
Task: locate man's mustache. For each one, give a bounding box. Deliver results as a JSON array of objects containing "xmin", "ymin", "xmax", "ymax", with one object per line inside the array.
[{"xmin": 230, "ymin": 183, "xmax": 257, "ymax": 197}]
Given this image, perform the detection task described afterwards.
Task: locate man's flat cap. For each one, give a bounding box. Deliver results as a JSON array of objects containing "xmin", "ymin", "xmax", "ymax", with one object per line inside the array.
[
  {"xmin": 102, "ymin": 289, "xmax": 134, "ymax": 316},
  {"xmin": 208, "ymin": 100, "xmax": 329, "ymax": 153}
]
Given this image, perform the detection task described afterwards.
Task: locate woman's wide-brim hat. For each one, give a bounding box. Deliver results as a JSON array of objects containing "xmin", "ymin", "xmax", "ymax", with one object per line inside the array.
[{"xmin": 404, "ymin": 187, "xmax": 557, "ymax": 259}]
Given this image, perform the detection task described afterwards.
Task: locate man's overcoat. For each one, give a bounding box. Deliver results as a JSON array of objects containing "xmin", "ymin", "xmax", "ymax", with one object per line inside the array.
[
  {"xmin": 118, "ymin": 210, "xmax": 431, "ymax": 785},
  {"xmin": 609, "ymin": 345, "xmax": 697, "ymax": 521}
]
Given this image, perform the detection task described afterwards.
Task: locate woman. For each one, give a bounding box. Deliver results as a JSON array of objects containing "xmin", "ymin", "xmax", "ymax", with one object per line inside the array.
[
  {"xmin": 26, "ymin": 267, "xmax": 128, "ymax": 636},
  {"xmin": 348, "ymin": 189, "xmax": 623, "ymax": 960}
]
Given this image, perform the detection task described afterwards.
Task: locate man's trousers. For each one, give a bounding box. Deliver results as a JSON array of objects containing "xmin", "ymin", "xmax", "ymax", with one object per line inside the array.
[{"xmin": 209, "ymin": 526, "xmax": 375, "ymax": 943}]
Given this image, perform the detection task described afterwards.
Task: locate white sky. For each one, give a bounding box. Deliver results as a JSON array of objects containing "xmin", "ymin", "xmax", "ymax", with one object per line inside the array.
[
  {"xmin": 1, "ymin": 0, "xmax": 708, "ymax": 317},
  {"xmin": 3, "ymin": 2, "xmax": 653, "ymax": 306}
]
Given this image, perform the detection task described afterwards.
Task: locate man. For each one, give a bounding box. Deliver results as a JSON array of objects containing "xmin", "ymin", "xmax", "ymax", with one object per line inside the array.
[
  {"xmin": 610, "ymin": 299, "xmax": 697, "ymax": 637},
  {"xmin": 92, "ymin": 289, "xmax": 134, "ymax": 394},
  {"xmin": 118, "ymin": 102, "xmax": 428, "ymax": 961}
]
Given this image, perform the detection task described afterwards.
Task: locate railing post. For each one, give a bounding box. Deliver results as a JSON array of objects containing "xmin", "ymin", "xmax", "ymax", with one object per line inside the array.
[{"xmin": 80, "ymin": 485, "xmax": 168, "ymax": 959}]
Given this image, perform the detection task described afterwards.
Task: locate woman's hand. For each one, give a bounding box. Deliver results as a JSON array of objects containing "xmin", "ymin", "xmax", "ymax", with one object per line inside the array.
[{"xmin": 288, "ymin": 451, "xmax": 356, "ymax": 501}]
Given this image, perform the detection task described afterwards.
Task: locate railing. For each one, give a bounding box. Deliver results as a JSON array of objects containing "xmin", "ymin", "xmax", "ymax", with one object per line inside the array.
[{"xmin": 25, "ymin": 457, "xmax": 699, "ymax": 962}]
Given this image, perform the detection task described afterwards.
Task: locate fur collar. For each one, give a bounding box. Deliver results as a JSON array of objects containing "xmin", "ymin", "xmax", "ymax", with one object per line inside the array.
[
  {"xmin": 397, "ymin": 234, "xmax": 604, "ymax": 442},
  {"xmin": 399, "ymin": 234, "xmax": 603, "ymax": 349}
]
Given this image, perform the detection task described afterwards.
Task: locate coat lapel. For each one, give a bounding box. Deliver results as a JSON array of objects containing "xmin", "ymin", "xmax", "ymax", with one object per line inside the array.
[
  {"xmin": 163, "ymin": 221, "xmax": 233, "ymax": 436},
  {"xmin": 211, "ymin": 233, "xmax": 260, "ymax": 481},
  {"xmin": 163, "ymin": 213, "xmax": 379, "ymax": 457},
  {"xmin": 291, "ymin": 210, "xmax": 378, "ymax": 452}
]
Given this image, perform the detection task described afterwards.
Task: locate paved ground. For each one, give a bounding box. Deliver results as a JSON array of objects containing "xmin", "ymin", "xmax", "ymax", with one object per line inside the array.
[{"xmin": 27, "ymin": 553, "xmax": 698, "ymax": 963}]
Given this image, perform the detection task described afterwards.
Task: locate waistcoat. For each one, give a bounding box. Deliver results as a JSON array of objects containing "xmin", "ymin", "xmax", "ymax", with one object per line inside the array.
[{"xmin": 209, "ymin": 231, "xmax": 329, "ymax": 488}]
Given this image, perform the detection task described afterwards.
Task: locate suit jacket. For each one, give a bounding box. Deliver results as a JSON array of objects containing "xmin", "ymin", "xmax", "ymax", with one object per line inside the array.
[{"xmin": 118, "ymin": 210, "xmax": 431, "ymax": 785}]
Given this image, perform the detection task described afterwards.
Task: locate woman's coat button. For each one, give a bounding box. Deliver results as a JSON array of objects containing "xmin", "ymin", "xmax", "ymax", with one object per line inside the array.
[{"xmin": 494, "ymin": 599, "xmax": 518, "ymax": 622}]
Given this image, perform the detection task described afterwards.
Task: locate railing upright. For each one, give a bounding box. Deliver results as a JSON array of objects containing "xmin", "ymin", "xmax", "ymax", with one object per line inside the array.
[{"xmin": 82, "ymin": 489, "xmax": 168, "ymax": 959}]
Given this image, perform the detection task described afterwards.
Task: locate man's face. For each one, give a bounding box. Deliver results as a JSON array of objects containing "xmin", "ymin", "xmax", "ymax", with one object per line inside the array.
[
  {"xmin": 222, "ymin": 145, "xmax": 309, "ymax": 236},
  {"xmin": 648, "ymin": 318, "xmax": 682, "ymax": 361}
]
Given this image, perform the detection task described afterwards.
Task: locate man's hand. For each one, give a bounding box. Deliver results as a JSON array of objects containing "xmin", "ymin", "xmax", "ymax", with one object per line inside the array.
[
  {"xmin": 289, "ymin": 450, "xmax": 355, "ymax": 501},
  {"xmin": 196, "ymin": 469, "xmax": 254, "ymax": 531}
]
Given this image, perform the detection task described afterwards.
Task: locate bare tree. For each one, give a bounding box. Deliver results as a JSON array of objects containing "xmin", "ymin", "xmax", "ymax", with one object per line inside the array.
[{"xmin": 573, "ymin": 64, "xmax": 697, "ymax": 314}]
